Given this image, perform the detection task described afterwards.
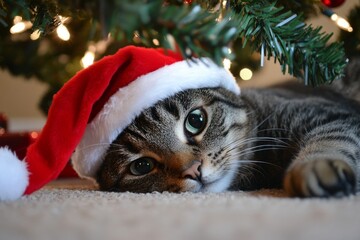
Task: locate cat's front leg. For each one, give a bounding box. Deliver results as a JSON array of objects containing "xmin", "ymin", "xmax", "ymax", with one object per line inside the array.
[
  {"xmin": 284, "ymin": 157, "xmax": 356, "ymax": 198},
  {"xmin": 282, "ymin": 122, "xmax": 360, "ymax": 198}
]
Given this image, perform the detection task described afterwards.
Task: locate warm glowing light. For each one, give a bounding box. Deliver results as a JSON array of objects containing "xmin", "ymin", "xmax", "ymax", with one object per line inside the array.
[
  {"xmin": 10, "ymin": 22, "xmax": 26, "ymax": 34},
  {"xmin": 56, "ymin": 24, "xmax": 70, "ymax": 41},
  {"xmin": 30, "ymin": 30, "xmax": 41, "ymax": 40},
  {"xmin": 330, "ymin": 13, "xmax": 338, "ymax": 21},
  {"xmin": 10, "ymin": 16, "xmax": 32, "ymax": 34},
  {"xmin": 13, "ymin": 16, "xmax": 23, "ymax": 24},
  {"xmin": 0, "ymin": 129, "xmax": 5, "ymax": 135},
  {"xmin": 58, "ymin": 15, "xmax": 68, "ymax": 22},
  {"xmin": 239, "ymin": 68, "xmax": 253, "ymax": 81},
  {"xmin": 81, "ymin": 50, "xmax": 95, "ymax": 68},
  {"xmin": 80, "ymin": 38, "xmax": 112, "ymax": 69},
  {"xmin": 30, "ymin": 132, "xmax": 39, "ymax": 139},
  {"xmin": 330, "ymin": 14, "xmax": 353, "ymax": 32},
  {"xmin": 223, "ymin": 59, "xmax": 231, "ymax": 70},
  {"xmin": 152, "ymin": 39, "xmax": 160, "ymax": 46}
]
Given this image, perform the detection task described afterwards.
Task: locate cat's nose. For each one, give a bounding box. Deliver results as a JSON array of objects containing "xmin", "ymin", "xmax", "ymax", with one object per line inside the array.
[{"xmin": 182, "ymin": 161, "xmax": 202, "ymax": 181}]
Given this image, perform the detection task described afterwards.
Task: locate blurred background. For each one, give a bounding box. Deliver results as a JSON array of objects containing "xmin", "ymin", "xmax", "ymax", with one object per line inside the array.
[{"xmin": 0, "ymin": 0, "xmax": 358, "ymax": 132}]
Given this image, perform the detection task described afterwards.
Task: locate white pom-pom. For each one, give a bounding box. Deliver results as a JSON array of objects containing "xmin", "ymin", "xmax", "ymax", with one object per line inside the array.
[{"xmin": 0, "ymin": 147, "xmax": 29, "ymax": 201}]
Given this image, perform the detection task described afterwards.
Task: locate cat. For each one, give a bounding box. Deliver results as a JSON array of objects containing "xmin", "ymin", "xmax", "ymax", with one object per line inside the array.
[{"xmin": 96, "ymin": 62, "xmax": 360, "ymax": 198}]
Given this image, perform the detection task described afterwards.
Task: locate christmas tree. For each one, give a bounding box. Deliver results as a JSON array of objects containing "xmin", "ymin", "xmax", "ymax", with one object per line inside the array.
[{"xmin": 0, "ymin": 0, "xmax": 357, "ymax": 114}]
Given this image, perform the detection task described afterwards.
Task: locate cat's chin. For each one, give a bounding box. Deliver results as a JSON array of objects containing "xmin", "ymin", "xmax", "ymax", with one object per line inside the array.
[
  {"xmin": 184, "ymin": 173, "xmax": 235, "ymax": 193},
  {"xmin": 200, "ymin": 178, "xmax": 232, "ymax": 193}
]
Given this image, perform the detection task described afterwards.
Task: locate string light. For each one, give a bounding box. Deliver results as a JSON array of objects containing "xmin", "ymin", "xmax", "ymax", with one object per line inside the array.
[
  {"xmin": 330, "ymin": 14, "xmax": 353, "ymax": 32},
  {"xmin": 9, "ymin": 16, "xmax": 32, "ymax": 34},
  {"xmin": 323, "ymin": 9, "xmax": 353, "ymax": 32},
  {"xmin": 56, "ymin": 24, "xmax": 70, "ymax": 41},
  {"xmin": 81, "ymin": 51, "xmax": 95, "ymax": 68},
  {"xmin": 81, "ymin": 45, "xmax": 96, "ymax": 68},
  {"xmin": 10, "ymin": 22, "xmax": 26, "ymax": 34},
  {"xmin": 223, "ymin": 59, "xmax": 231, "ymax": 70},
  {"xmin": 239, "ymin": 68, "xmax": 253, "ymax": 81},
  {"xmin": 222, "ymin": 48, "xmax": 233, "ymax": 70},
  {"xmin": 152, "ymin": 39, "xmax": 160, "ymax": 46},
  {"xmin": 13, "ymin": 16, "xmax": 22, "ymax": 24},
  {"xmin": 80, "ymin": 36, "xmax": 112, "ymax": 68},
  {"xmin": 56, "ymin": 16, "xmax": 71, "ymax": 41},
  {"xmin": 30, "ymin": 30, "xmax": 41, "ymax": 40}
]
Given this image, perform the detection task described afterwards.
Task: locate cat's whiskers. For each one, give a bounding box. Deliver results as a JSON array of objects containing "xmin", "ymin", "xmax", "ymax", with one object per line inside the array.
[
  {"xmin": 233, "ymin": 159, "xmax": 283, "ymax": 169},
  {"xmin": 222, "ymin": 136, "xmax": 289, "ymax": 154},
  {"xmin": 225, "ymin": 161, "xmax": 266, "ymax": 179},
  {"xmin": 231, "ymin": 144, "xmax": 288, "ymax": 157},
  {"xmin": 239, "ymin": 168, "xmax": 254, "ymax": 186},
  {"xmin": 222, "ymin": 146, "xmax": 284, "ymax": 170},
  {"xmin": 256, "ymin": 128, "xmax": 291, "ymax": 134},
  {"xmin": 219, "ymin": 134, "xmax": 289, "ymax": 167},
  {"xmin": 250, "ymin": 112, "xmax": 276, "ymax": 132},
  {"xmin": 220, "ymin": 141, "xmax": 286, "ymax": 177},
  {"xmin": 222, "ymin": 136, "xmax": 290, "ymax": 160},
  {"xmin": 207, "ymin": 143, "xmax": 284, "ymax": 186},
  {"xmin": 226, "ymin": 164, "xmax": 255, "ymax": 186}
]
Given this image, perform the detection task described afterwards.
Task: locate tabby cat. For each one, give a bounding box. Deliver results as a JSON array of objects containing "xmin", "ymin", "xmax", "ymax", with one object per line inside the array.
[{"xmin": 97, "ymin": 62, "xmax": 360, "ymax": 198}]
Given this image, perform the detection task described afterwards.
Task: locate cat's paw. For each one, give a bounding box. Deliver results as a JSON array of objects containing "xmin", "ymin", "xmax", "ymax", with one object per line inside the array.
[{"xmin": 284, "ymin": 159, "xmax": 356, "ymax": 198}]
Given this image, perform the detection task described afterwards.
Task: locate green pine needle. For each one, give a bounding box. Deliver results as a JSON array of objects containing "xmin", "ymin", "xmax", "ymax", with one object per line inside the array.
[
  {"xmin": 231, "ymin": 0, "xmax": 346, "ymax": 85},
  {"xmin": 0, "ymin": 0, "xmax": 347, "ymax": 86}
]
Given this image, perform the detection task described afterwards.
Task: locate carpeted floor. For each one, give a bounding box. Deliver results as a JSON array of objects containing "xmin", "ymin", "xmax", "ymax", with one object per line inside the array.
[{"xmin": 0, "ymin": 179, "xmax": 359, "ymax": 240}]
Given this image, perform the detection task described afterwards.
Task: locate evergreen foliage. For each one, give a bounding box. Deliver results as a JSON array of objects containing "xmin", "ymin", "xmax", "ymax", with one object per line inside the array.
[{"xmin": 0, "ymin": 0, "xmax": 349, "ymax": 91}]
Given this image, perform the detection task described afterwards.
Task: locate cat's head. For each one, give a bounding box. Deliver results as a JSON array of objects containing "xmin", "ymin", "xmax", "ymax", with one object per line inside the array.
[{"xmin": 96, "ymin": 88, "xmax": 253, "ymax": 193}]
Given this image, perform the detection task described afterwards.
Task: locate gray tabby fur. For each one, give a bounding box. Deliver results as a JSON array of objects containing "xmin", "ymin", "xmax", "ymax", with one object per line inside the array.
[{"xmin": 96, "ymin": 60, "xmax": 360, "ymax": 198}]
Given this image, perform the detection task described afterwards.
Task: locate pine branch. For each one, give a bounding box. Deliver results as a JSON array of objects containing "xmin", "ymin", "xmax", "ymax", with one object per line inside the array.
[
  {"xmin": 232, "ymin": 0, "xmax": 347, "ymax": 85},
  {"xmin": 0, "ymin": 0, "xmax": 60, "ymax": 31},
  {"xmin": 0, "ymin": 0, "xmax": 347, "ymax": 86},
  {"xmin": 109, "ymin": 1, "xmax": 237, "ymax": 64},
  {"xmin": 109, "ymin": 0, "xmax": 347, "ymax": 85}
]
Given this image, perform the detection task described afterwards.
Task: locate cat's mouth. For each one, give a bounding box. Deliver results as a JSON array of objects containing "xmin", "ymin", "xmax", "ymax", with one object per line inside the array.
[
  {"xmin": 194, "ymin": 177, "xmax": 229, "ymax": 193},
  {"xmin": 192, "ymin": 168, "xmax": 235, "ymax": 193},
  {"xmin": 198, "ymin": 180, "xmax": 219, "ymax": 192},
  {"xmin": 184, "ymin": 177, "xmax": 216, "ymax": 193}
]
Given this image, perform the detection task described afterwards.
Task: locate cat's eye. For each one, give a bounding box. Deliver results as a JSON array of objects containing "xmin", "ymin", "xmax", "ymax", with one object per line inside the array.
[
  {"xmin": 129, "ymin": 157, "xmax": 155, "ymax": 176},
  {"xmin": 185, "ymin": 108, "xmax": 207, "ymax": 136}
]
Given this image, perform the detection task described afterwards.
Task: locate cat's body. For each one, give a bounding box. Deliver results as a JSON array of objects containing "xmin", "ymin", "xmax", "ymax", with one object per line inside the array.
[{"xmin": 96, "ymin": 80, "xmax": 360, "ymax": 198}]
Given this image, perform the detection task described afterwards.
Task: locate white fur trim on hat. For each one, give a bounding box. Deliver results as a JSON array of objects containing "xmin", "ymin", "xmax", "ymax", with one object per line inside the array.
[
  {"xmin": 72, "ymin": 58, "xmax": 240, "ymax": 179},
  {"xmin": 0, "ymin": 147, "xmax": 29, "ymax": 201}
]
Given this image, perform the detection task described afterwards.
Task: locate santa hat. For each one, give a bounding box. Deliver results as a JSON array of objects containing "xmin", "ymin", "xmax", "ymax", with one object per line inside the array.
[{"xmin": 0, "ymin": 46, "xmax": 240, "ymax": 201}]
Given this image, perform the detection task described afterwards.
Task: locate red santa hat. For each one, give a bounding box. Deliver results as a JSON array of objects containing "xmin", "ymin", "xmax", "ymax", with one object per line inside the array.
[{"xmin": 0, "ymin": 46, "xmax": 240, "ymax": 201}]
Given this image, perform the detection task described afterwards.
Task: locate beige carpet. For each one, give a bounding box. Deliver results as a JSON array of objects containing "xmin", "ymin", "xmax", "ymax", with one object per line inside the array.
[{"xmin": 0, "ymin": 179, "xmax": 359, "ymax": 240}]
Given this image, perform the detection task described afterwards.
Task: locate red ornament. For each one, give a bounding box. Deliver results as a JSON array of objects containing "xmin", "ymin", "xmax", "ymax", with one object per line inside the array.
[{"xmin": 322, "ymin": 0, "xmax": 346, "ymax": 8}]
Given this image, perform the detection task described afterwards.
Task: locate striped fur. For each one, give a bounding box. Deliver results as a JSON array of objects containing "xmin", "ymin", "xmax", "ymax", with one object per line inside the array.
[{"xmin": 96, "ymin": 81, "xmax": 360, "ymax": 198}]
